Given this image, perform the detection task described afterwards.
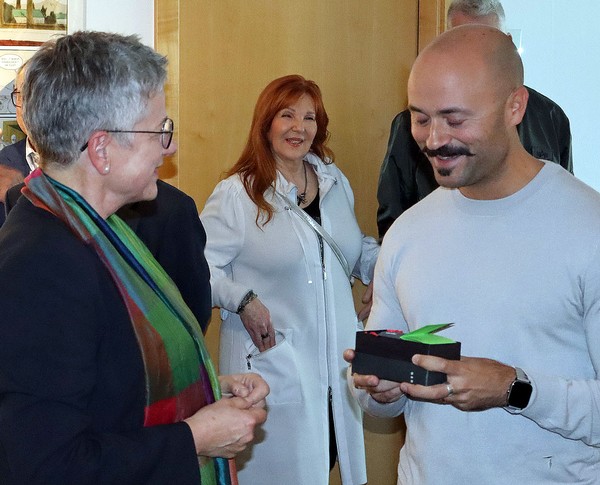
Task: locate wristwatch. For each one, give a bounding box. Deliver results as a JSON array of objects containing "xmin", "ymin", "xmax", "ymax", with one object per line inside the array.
[
  {"xmin": 237, "ymin": 290, "xmax": 258, "ymax": 314},
  {"xmin": 505, "ymin": 367, "xmax": 533, "ymax": 410}
]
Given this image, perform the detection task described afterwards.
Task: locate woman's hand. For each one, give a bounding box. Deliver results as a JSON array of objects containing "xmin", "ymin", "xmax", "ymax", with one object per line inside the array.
[
  {"xmin": 184, "ymin": 396, "xmax": 267, "ymax": 458},
  {"xmin": 219, "ymin": 373, "xmax": 269, "ymax": 407},
  {"xmin": 240, "ymin": 298, "xmax": 275, "ymax": 351}
]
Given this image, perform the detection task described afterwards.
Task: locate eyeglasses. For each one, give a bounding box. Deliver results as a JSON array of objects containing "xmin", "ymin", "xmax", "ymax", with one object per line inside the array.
[
  {"xmin": 80, "ymin": 117, "xmax": 174, "ymax": 152},
  {"xmin": 10, "ymin": 89, "xmax": 21, "ymax": 108}
]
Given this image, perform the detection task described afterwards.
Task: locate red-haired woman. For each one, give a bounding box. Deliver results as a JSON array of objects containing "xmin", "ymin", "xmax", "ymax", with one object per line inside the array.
[{"xmin": 201, "ymin": 75, "xmax": 378, "ymax": 485}]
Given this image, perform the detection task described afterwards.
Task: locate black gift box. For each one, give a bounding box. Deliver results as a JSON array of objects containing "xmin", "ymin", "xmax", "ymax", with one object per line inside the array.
[{"xmin": 352, "ymin": 328, "xmax": 461, "ymax": 386}]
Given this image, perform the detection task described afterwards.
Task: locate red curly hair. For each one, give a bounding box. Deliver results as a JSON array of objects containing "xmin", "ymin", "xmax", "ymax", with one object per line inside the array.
[{"xmin": 226, "ymin": 74, "xmax": 334, "ymax": 225}]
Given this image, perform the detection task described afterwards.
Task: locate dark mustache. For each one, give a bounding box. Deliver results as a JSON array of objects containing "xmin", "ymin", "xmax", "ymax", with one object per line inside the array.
[{"xmin": 422, "ymin": 145, "xmax": 474, "ymax": 158}]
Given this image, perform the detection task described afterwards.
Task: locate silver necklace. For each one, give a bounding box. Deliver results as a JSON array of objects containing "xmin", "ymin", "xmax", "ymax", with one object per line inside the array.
[{"xmin": 296, "ymin": 161, "xmax": 308, "ymax": 205}]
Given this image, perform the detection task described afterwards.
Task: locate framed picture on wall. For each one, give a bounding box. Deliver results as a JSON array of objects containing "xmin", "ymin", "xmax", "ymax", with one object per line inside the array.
[
  {"xmin": 0, "ymin": 0, "xmax": 85, "ymax": 146},
  {"xmin": 0, "ymin": 0, "xmax": 85, "ymax": 41},
  {"xmin": 0, "ymin": 45, "xmax": 35, "ymax": 146}
]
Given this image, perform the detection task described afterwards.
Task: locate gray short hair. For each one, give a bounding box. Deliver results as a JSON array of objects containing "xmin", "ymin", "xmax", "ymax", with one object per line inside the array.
[
  {"xmin": 447, "ymin": 0, "xmax": 506, "ymax": 31},
  {"xmin": 22, "ymin": 31, "xmax": 167, "ymax": 167}
]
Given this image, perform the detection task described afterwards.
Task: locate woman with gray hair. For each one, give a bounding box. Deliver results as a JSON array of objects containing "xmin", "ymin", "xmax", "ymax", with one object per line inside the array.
[{"xmin": 0, "ymin": 31, "xmax": 267, "ymax": 484}]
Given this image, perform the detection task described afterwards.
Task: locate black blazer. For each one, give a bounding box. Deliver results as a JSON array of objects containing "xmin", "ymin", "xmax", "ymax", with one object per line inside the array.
[
  {"xmin": 0, "ymin": 139, "xmax": 28, "ymax": 227},
  {"xmin": 0, "ymin": 139, "xmax": 28, "ymax": 174},
  {"xmin": 5, "ymin": 179, "xmax": 211, "ymax": 332},
  {"xmin": 0, "ymin": 197, "xmax": 201, "ymax": 484}
]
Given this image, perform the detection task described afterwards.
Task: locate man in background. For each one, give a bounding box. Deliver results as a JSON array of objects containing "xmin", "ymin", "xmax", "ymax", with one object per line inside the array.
[
  {"xmin": 376, "ymin": 0, "xmax": 572, "ymax": 238},
  {"xmin": 0, "ymin": 67, "xmax": 33, "ymax": 226}
]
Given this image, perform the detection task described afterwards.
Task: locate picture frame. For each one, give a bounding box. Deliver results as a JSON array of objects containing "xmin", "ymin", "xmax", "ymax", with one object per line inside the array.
[
  {"xmin": 0, "ymin": 1, "xmax": 85, "ymax": 145},
  {"xmin": 0, "ymin": 44, "xmax": 35, "ymax": 145},
  {"xmin": 0, "ymin": 1, "xmax": 86, "ymax": 43}
]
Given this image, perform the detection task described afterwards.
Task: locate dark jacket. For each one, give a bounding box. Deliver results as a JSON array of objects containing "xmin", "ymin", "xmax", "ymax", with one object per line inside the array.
[
  {"xmin": 0, "ymin": 139, "xmax": 28, "ymax": 227},
  {"xmin": 0, "ymin": 196, "xmax": 201, "ymax": 484},
  {"xmin": 4, "ymin": 179, "xmax": 212, "ymax": 332},
  {"xmin": 376, "ymin": 86, "xmax": 573, "ymax": 238}
]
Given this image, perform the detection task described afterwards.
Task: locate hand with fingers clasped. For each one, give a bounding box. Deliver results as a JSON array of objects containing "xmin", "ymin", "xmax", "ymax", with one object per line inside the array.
[
  {"xmin": 184, "ymin": 386, "xmax": 268, "ymax": 459},
  {"xmin": 219, "ymin": 373, "xmax": 270, "ymax": 408},
  {"xmin": 239, "ymin": 297, "xmax": 276, "ymax": 351}
]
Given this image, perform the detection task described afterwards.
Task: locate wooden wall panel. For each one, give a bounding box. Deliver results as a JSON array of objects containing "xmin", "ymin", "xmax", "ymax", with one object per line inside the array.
[
  {"xmin": 155, "ymin": 1, "xmax": 424, "ymax": 483},
  {"xmin": 418, "ymin": 0, "xmax": 447, "ymax": 52},
  {"xmin": 155, "ymin": 0, "xmax": 180, "ymax": 181}
]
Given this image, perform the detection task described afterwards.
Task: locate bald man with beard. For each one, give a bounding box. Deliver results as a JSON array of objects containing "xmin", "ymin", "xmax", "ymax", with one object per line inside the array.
[{"xmin": 346, "ymin": 25, "xmax": 600, "ymax": 484}]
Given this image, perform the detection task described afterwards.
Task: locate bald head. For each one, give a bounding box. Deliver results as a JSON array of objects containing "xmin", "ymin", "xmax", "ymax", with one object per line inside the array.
[{"xmin": 411, "ymin": 24, "xmax": 523, "ymax": 97}]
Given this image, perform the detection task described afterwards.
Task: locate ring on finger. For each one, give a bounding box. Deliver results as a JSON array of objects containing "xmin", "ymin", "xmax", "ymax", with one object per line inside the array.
[{"xmin": 445, "ymin": 382, "xmax": 454, "ymax": 397}]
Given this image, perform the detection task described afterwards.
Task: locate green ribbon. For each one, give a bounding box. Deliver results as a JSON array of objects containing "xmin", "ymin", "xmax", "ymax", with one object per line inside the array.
[{"xmin": 399, "ymin": 323, "xmax": 455, "ymax": 345}]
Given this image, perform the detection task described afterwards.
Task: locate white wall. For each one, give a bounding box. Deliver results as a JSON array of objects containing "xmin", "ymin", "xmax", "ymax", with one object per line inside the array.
[
  {"xmin": 503, "ymin": 0, "xmax": 600, "ymax": 191},
  {"xmin": 83, "ymin": 0, "xmax": 154, "ymax": 47}
]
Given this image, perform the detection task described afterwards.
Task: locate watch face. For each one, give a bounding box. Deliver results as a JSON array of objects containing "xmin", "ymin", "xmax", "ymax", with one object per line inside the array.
[{"xmin": 508, "ymin": 380, "xmax": 533, "ymax": 409}]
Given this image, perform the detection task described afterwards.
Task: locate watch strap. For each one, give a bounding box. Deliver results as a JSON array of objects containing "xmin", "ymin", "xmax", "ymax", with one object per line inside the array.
[
  {"xmin": 505, "ymin": 366, "xmax": 532, "ymax": 410},
  {"xmin": 237, "ymin": 290, "xmax": 258, "ymax": 314},
  {"xmin": 515, "ymin": 366, "xmax": 529, "ymax": 382}
]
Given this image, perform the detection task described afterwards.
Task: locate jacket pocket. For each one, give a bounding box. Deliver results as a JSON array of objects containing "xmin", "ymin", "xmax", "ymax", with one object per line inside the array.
[{"xmin": 244, "ymin": 329, "xmax": 303, "ymax": 405}]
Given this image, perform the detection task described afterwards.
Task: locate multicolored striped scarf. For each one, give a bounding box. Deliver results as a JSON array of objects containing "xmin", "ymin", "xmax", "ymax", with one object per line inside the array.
[{"xmin": 23, "ymin": 169, "xmax": 236, "ymax": 485}]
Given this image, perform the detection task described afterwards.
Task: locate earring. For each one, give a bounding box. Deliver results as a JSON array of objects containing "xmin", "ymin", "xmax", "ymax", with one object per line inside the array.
[{"xmin": 103, "ymin": 165, "xmax": 110, "ymax": 174}]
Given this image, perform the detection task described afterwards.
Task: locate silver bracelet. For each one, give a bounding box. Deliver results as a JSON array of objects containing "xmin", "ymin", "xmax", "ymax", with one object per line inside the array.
[{"xmin": 237, "ymin": 290, "xmax": 258, "ymax": 314}]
